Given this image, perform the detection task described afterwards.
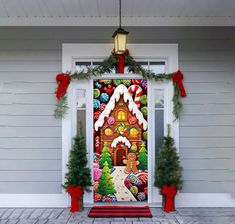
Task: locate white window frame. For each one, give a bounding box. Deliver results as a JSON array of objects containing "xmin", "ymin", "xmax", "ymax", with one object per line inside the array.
[{"xmin": 62, "ymin": 43, "xmax": 179, "ymax": 206}]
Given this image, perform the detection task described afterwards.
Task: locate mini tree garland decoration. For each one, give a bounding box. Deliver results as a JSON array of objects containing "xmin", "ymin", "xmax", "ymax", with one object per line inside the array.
[{"xmin": 54, "ymin": 50, "xmax": 186, "ymax": 119}]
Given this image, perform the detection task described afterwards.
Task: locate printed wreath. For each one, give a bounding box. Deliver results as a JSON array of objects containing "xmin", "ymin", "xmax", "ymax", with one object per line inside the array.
[{"xmin": 115, "ymin": 123, "xmax": 126, "ymax": 135}]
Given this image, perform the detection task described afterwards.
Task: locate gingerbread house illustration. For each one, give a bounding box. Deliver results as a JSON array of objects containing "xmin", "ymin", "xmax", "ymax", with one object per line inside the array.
[{"xmin": 94, "ymin": 84, "xmax": 147, "ymax": 166}]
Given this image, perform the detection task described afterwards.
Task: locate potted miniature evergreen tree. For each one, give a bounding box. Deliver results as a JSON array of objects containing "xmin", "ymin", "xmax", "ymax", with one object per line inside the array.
[
  {"xmin": 63, "ymin": 123, "xmax": 92, "ymax": 212},
  {"xmin": 154, "ymin": 124, "xmax": 183, "ymax": 213}
]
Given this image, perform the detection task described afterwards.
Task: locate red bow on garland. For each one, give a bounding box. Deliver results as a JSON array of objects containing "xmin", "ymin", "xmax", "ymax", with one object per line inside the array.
[
  {"xmin": 56, "ymin": 73, "xmax": 71, "ymax": 100},
  {"xmin": 162, "ymin": 185, "xmax": 177, "ymax": 213},
  {"xmin": 113, "ymin": 49, "xmax": 129, "ymax": 73},
  {"xmin": 171, "ymin": 70, "xmax": 187, "ymax": 97},
  {"xmin": 67, "ymin": 185, "xmax": 83, "ymax": 213}
]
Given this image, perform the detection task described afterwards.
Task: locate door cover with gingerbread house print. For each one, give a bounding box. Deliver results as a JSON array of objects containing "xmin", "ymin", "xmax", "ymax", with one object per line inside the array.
[{"xmin": 93, "ymin": 79, "xmax": 148, "ymax": 202}]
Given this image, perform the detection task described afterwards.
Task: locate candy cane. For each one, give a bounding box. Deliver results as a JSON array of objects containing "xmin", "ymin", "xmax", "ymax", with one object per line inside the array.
[
  {"xmin": 128, "ymin": 84, "xmax": 143, "ymax": 107},
  {"xmin": 95, "ymin": 136, "xmax": 100, "ymax": 148}
]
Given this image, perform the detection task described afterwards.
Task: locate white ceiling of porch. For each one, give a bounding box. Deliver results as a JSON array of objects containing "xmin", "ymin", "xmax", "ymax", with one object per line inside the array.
[{"xmin": 0, "ymin": 0, "xmax": 235, "ymax": 26}]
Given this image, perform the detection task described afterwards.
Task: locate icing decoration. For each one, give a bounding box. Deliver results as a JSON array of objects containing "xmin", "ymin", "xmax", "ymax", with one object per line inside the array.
[
  {"xmin": 140, "ymin": 95, "xmax": 147, "ymax": 105},
  {"xmin": 94, "ymin": 85, "xmax": 147, "ymax": 131},
  {"xmin": 141, "ymin": 107, "xmax": 148, "ymax": 116},
  {"xmin": 116, "ymin": 123, "xmax": 126, "ymax": 135},
  {"xmin": 107, "ymin": 116, "xmax": 115, "ymax": 125},
  {"xmin": 100, "ymin": 93, "xmax": 109, "ymax": 103},
  {"xmin": 99, "ymin": 103, "xmax": 106, "ymax": 112},
  {"xmin": 128, "ymin": 84, "xmax": 143, "ymax": 108},
  {"xmin": 93, "ymin": 88, "xmax": 100, "ymax": 98},
  {"xmin": 128, "ymin": 116, "xmax": 137, "ymax": 125},
  {"xmin": 93, "ymin": 99, "xmax": 100, "ymax": 109},
  {"xmin": 111, "ymin": 136, "xmax": 131, "ymax": 148}
]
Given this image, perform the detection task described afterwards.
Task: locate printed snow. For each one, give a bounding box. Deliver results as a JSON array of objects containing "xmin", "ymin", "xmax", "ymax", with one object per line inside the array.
[{"xmin": 111, "ymin": 136, "xmax": 131, "ymax": 148}]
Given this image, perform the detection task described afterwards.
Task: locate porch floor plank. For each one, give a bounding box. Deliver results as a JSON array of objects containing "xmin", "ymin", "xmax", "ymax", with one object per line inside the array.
[{"xmin": 0, "ymin": 208, "xmax": 234, "ymax": 223}]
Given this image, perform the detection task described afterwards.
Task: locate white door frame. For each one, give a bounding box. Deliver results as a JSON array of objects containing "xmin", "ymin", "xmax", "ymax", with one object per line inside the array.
[{"xmin": 62, "ymin": 43, "xmax": 179, "ymax": 206}]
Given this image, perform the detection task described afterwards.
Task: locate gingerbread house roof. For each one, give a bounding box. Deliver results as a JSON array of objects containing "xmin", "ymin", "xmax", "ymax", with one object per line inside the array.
[{"xmin": 94, "ymin": 84, "xmax": 147, "ymax": 131}]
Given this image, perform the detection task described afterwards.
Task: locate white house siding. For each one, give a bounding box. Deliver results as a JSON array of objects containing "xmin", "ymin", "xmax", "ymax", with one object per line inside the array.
[{"xmin": 0, "ymin": 27, "xmax": 234, "ymax": 194}]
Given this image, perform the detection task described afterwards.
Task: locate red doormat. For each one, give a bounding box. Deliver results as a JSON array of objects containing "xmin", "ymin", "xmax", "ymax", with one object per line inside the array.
[{"xmin": 88, "ymin": 205, "xmax": 152, "ymax": 217}]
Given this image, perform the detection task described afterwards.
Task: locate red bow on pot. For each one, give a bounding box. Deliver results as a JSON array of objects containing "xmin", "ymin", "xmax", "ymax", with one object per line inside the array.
[
  {"xmin": 67, "ymin": 185, "xmax": 83, "ymax": 213},
  {"xmin": 56, "ymin": 73, "xmax": 71, "ymax": 100},
  {"xmin": 171, "ymin": 70, "xmax": 187, "ymax": 97},
  {"xmin": 162, "ymin": 185, "xmax": 177, "ymax": 213}
]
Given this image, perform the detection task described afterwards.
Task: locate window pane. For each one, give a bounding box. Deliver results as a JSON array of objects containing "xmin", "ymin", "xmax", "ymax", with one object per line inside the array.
[
  {"xmin": 77, "ymin": 89, "xmax": 86, "ymax": 137},
  {"xmin": 75, "ymin": 62, "xmax": 91, "ymax": 72},
  {"xmin": 154, "ymin": 89, "xmax": 164, "ymax": 109},
  {"xmin": 150, "ymin": 61, "xmax": 165, "ymax": 73},
  {"xmin": 155, "ymin": 110, "xmax": 164, "ymax": 160}
]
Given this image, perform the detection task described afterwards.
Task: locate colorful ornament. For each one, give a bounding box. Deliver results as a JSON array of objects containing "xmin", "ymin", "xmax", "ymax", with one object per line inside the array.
[
  {"xmin": 93, "ymin": 99, "xmax": 100, "ymax": 109},
  {"xmin": 94, "ymin": 181, "xmax": 99, "ymax": 192},
  {"xmin": 140, "ymin": 95, "xmax": 147, "ymax": 105},
  {"xmin": 132, "ymin": 79, "xmax": 141, "ymax": 84},
  {"xmin": 93, "ymin": 89, "xmax": 100, "ymax": 98},
  {"xmin": 93, "ymin": 163, "xmax": 102, "ymax": 181},
  {"xmin": 144, "ymin": 187, "xmax": 148, "ymax": 195},
  {"xmin": 128, "ymin": 85, "xmax": 143, "ymax": 108},
  {"xmin": 107, "ymin": 116, "xmax": 115, "ymax": 125},
  {"xmin": 103, "ymin": 80, "xmax": 112, "ymax": 85},
  {"xmin": 138, "ymin": 172, "xmax": 148, "ymax": 185},
  {"xmin": 129, "ymin": 127, "xmax": 139, "ymax": 138},
  {"xmin": 130, "ymin": 186, "xmax": 138, "ymax": 195},
  {"xmin": 141, "ymin": 80, "xmax": 147, "ymax": 89},
  {"xmin": 130, "ymin": 142, "xmax": 138, "ymax": 152},
  {"xmin": 100, "ymin": 93, "xmax": 109, "ymax": 103},
  {"xmin": 128, "ymin": 116, "xmax": 137, "ymax": 125},
  {"xmin": 104, "ymin": 85, "xmax": 115, "ymax": 95},
  {"xmin": 123, "ymin": 79, "xmax": 132, "ymax": 87},
  {"xmin": 141, "ymin": 107, "xmax": 148, "ymax": 116},
  {"xmin": 94, "ymin": 111, "xmax": 101, "ymax": 120},
  {"xmin": 116, "ymin": 123, "xmax": 126, "ymax": 135},
  {"xmin": 108, "ymin": 194, "xmax": 117, "ymax": 202},
  {"xmin": 99, "ymin": 103, "xmax": 106, "ymax": 112},
  {"xmin": 94, "ymin": 193, "xmax": 102, "ymax": 202},
  {"xmin": 104, "ymin": 127, "xmax": 113, "ymax": 136},
  {"xmin": 124, "ymin": 178, "xmax": 133, "ymax": 188},
  {"xmin": 143, "ymin": 131, "xmax": 148, "ymax": 140},
  {"xmin": 113, "ymin": 79, "xmax": 122, "ymax": 86},
  {"xmin": 95, "ymin": 81, "xmax": 102, "ymax": 88},
  {"xmin": 137, "ymin": 192, "xmax": 146, "ymax": 201}
]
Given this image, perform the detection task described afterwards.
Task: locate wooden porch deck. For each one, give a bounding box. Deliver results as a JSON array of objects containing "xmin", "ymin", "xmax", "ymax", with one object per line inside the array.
[{"xmin": 0, "ymin": 207, "xmax": 235, "ymax": 223}]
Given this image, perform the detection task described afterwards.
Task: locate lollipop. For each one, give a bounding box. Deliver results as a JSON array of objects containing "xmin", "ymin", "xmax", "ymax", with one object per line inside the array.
[
  {"xmin": 137, "ymin": 192, "xmax": 146, "ymax": 201},
  {"xmin": 103, "ymin": 80, "xmax": 112, "ymax": 85},
  {"xmin": 93, "ymin": 181, "xmax": 99, "ymax": 192},
  {"xmin": 129, "ymin": 116, "xmax": 137, "ymax": 125},
  {"xmin": 100, "ymin": 93, "xmax": 109, "ymax": 103},
  {"xmin": 132, "ymin": 79, "xmax": 141, "ymax": 84},
  {"xmin": 94, "ymin": 111, "xmax": 101, "ymax": 120},
  {"xmin": 113, "ymin": 79, "xmax": 122, "ymax": 86},
  {"xmin": 94, "ymin": 193, "xmax": 102, "ymax": 202},
  {"xmin": 99, "ymin": 103, "xmax": 106, "ymax": 111},
  {"xmin": 141, "ymin": 80, "xmax": 147, "ymax": 89},
  {"xmin": 141, "ymin": 106, "xmax": 148, "ymax": 116},
  {"xmin": 130, "ymin": 186, "xmax": 138, "ymax": 196},
  {"xmin": 93, "ymin": 99, "xmax": 100, "ymax": 109},
  {"xmin": 140, "ymin": 95, "xmax": 147, "ymax": 105},
  {"xmin": 123, "ymin": 79, "xmax": 131, "ymax": 87},
  {"xmin": 93, "ymin": 89, "xmax": 100, "ymax": 98},
  {"xmin": 107, "ymin": 116, "xmax": 115, "ymax": 125}
]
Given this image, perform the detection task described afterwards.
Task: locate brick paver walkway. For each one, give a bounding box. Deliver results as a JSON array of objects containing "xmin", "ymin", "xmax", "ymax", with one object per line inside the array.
[{"xmin": 0, "ymin": 207, "xmax": 235, "ymax": 224}]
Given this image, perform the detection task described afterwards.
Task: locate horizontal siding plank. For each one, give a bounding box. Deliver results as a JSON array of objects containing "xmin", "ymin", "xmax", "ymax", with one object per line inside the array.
[
  {"xmin": 0, "ymin": 159, "xmax": 61, "ymax": 171},
  {"xmin": 12, "ymin": 94, "xmax": 56, "ymax": 105},
  {"xmin": 0, "ymin": 61, "xmax": 61, "ymax": 72},
  {"xmin": 0, "ymin": 137, "xmax": 61, "ymax": 149},
  {"xmin": 180, "ymin": 147, "xmax": 235, "ymax": 159},
  {"xmin": 183, "ymin": 170, "xmax": 235, "ymax": 182},
  {"xmin": 0, "ymin": 115, "xmax": 61, "ymax": 127},
  {"xmin": 180, "ymin": 137, "xmax": 235, "ymax": 148},
  {"xmin": 0, "ymin": 148, "xmax": 61, "ymax": 159},
  {"xmin": 0, "ymin": 182, "xmax": 62, "ymax": 194},
  {"xmin": 182, "ymin": 181, "xmax": 235, "ymax": 193},
  {"xmin": 180, "ymin": 126, "xmax": 235, "ymax": 138},
  {"xmin": 0, "ymin": 171, "xmax": 61, "ymax": 182}
]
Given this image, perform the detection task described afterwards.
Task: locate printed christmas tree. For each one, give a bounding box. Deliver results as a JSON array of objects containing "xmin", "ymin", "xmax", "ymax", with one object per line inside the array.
[
  {"xmin": 137, "ymin": 142, "xmax": 148, "ymax": 171},
  {"xmin": 97, "ymin": 161, "xmax": 116, "ymax": 195},
  {"xmin": 99, "ymin": 142, "xmax": 112, "ymax": 169}
]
